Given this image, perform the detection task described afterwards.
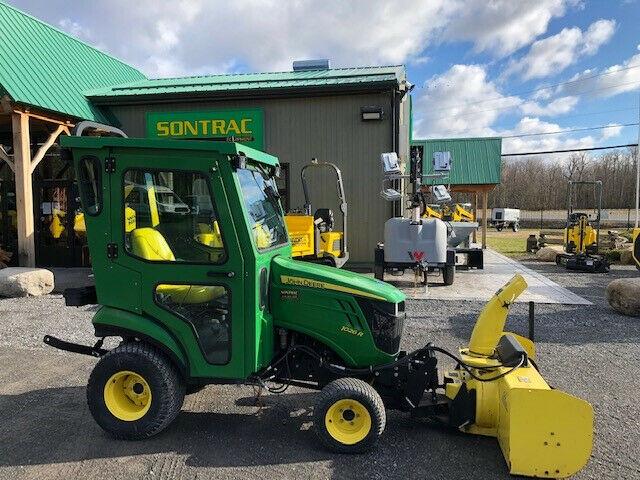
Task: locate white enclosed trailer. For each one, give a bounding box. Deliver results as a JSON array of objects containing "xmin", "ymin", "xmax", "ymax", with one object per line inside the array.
[{"xmin": 490, "ymin": 208, "xmax": 520, "ymax": 232}]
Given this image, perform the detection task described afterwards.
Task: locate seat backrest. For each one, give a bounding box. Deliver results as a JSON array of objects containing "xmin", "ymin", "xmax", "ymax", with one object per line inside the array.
[{"xmin": 130, "ymin": 227, "xmax": 175, "ymax": 261}]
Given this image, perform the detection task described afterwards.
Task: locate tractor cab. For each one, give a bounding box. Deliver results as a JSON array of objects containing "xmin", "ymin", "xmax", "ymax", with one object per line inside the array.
[{"xmin": 60, "ymin": 136, "xmax": 291, "ymax": 378}]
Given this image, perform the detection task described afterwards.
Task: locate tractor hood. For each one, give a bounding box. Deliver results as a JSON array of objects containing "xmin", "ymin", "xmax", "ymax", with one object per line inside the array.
[{"xmin": 270, "ymin": 256, "xmax": 405, "ymax": 304}]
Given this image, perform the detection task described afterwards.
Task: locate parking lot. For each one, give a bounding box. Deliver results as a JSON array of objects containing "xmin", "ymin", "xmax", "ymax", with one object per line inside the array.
[{"xmin": 1, "ymin": 263, "xmax": 639, "ymax": 480}]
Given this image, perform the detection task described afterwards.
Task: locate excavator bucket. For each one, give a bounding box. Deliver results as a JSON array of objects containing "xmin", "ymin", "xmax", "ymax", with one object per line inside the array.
[{"xmin": 445, "ymin": 274, "xmax": 594, "ymax": 478}]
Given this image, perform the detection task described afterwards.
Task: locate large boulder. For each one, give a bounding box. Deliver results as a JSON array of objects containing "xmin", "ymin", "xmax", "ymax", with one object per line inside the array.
[
  {"xmin": 619, "ymin": 247, "xmax": 637, "ymax": 266},
  {"xmin": 535, "ymin": 245, "xmax": 564, "ymax": 262},
  {"xmin": 606, "ymin": 278, "xmax": 640, "ymax": 317},
  {"xmin": 0, "ymin": 267, "xmax": 54, "ymax": 297}
]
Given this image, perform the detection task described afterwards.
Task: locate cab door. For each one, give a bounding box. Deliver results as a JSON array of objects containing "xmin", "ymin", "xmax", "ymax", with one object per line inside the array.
[{"xmin": 108, "ymin": 148, "xmax": 246, "ymax": 379}]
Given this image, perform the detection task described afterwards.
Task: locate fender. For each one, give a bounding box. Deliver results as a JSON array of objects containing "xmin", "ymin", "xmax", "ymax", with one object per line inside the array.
[{"xmin": 92, "ymin": 306, "xmax": 189, "ymax": 376}]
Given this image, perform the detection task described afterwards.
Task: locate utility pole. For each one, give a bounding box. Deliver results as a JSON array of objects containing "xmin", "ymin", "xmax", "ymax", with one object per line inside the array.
[{"xmin": 636, "ymin": 91, "xmax": 640, "ymax": 228}]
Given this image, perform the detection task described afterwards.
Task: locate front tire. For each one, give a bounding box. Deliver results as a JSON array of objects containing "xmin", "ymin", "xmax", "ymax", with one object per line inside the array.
[
  {"xmin": 443, "ymin": 265, "xmax": 455, "ymax": 285},
  {"xmin": 87, "ymin": 342, "xmax": 185, "ymax": 440},
  {"xmin": 314, "ymin": 378, "xmax": 386, "ymax": 453}
]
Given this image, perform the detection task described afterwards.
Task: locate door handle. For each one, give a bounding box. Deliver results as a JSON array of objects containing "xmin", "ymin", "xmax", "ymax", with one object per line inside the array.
[{"xmin": 207, "ymin": 270, "xmax": 235, "ymax": 278}]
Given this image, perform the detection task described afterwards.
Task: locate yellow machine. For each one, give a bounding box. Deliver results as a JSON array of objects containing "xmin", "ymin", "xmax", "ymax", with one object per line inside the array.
[
  {"xmin": 633, "ymin": 228, "xmax": 640, "ymax": 270},
  {"xmin": 422, "ymin": 204, "xmax": 442, "ymax": 219},
  {"xmin": 442, "ymin": 203, "xmax": 474, "ymax": 222},
  {"xmin": 443, "ymin": 274, "xmax": 593, "ymax": 477},
  {"xmin": 284, "ymin": 159, "xmax": 348, "ymax": 267},
  {"xmin": 556, "ymin": 180, "xmax": 609, "ymax": 273},
  {"xmin": 422, "ymin": 203, "xmax": 474, "ymax": 222}
]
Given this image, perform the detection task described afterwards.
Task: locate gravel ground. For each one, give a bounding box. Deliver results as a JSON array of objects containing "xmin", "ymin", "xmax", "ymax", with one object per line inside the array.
[{"xmin": 0, "ymin": 263, "xmax": 639, "ymax": 479}]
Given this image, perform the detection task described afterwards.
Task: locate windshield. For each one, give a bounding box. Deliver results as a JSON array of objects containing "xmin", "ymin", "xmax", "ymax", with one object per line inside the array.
[{"xmin": 236, "ymin": 165, "xmax": 288, "ymax": 251}]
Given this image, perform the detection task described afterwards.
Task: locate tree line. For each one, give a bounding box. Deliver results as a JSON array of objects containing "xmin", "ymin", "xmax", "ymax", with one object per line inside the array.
[{"xmin": 486, "ymin": 147, "xmax": 639, "ymax": 210}]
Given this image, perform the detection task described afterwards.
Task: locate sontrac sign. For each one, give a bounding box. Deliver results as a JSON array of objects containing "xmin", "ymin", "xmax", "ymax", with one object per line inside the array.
[{"xmin": 146, "ymin": 109, "xmax": 264, "ymax": 150}]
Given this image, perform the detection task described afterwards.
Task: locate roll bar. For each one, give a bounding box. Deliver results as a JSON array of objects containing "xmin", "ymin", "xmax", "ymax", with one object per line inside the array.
[
  {"xmin": 301, "ymin": 159, "xmax": 348, "ymax": 257},
  {"xmin": 73, "ymin": 121, "xmax": 128, "ymax": 138}
]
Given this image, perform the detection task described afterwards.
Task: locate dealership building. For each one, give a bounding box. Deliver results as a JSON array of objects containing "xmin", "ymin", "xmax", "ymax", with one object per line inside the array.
[{"xmin": 0, "ymin": 2, "xmax": 412, "ymax": 268}]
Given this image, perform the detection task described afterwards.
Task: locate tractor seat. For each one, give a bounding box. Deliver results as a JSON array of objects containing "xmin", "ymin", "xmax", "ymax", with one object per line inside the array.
[
  {"xmin": 129, "ymin": 228, "xmax": 224, "ymax": 304},
  {"xmin": 314, "ymin": 208, "xmax": 334, "ymax": 233}
]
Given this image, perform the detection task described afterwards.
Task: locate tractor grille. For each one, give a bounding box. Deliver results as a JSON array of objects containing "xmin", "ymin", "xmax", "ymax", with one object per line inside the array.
[{"xmin": 357, "ymin": 299, "xmax": 405, "ymax": 355}]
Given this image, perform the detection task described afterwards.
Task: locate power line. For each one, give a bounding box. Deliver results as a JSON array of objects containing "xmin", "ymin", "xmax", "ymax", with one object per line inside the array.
[
  {"xmin": 502, "ymin": 143, "xmax": 638, "ymax": 157},
  {"xmin": 424, "ymin": 63, "xmax": 640, "ymax": 113},
  {"xmin": 502, "ymin": 122, "xmax": 639, "ymax": 139}
]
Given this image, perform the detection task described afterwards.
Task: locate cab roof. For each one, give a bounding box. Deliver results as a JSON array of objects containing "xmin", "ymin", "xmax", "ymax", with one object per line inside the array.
[{"xmin": 60, "ymin": 136, "xmax": 279, "ymax": 167}]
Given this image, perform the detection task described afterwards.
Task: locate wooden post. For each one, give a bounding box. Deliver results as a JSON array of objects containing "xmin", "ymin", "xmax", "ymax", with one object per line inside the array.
[
  {"xmin": 482, "ymin": 190, "xmax": 488, "ymax": 249},
  {"xmin": 12, "ymin": 112, "xmax": 35, "ymax": 267},
  {"xmin": 472, "ymin": 191, "xmax": 478, "ymax": 243}
]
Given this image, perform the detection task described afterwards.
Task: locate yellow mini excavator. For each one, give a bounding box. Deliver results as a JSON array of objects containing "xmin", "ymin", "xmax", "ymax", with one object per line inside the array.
[
  {"xmin": 285, "ymin": 159, "xmax": 348, "ymax": 267},
  {"xmin": 555, "ymin": 180, "xmax": 609, "ymax": 273}
]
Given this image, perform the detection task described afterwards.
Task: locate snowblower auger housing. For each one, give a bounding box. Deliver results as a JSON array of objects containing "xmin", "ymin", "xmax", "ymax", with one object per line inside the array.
[{"xmin": 48, "ymin": 136, "xmax": 593, "ymax": 478}]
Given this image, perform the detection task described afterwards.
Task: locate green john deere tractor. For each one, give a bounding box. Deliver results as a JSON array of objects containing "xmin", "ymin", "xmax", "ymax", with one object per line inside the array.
[{"xmin": 45, "ymin": 132, "xmax": 593, "ymax": 478}]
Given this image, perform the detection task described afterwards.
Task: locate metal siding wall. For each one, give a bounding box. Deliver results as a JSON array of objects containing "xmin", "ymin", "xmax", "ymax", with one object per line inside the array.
[{"xmin": 107, "ymin": 92, "xmax": 397, "ymax": 264}]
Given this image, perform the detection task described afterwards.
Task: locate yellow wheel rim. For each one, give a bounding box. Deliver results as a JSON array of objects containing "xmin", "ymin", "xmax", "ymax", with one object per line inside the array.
[
  {"xmin": 103, "ymin": 370, "xmax": 152, "ymax": 421},
  {"xmin": 324, "ymin": 399, "xmax": 372, "ymax": 445}
]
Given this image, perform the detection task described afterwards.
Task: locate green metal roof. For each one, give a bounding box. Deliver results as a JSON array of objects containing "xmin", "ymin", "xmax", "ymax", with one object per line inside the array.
[
  {"xmin": 61, "ymin": 136, "xmax": 279, "ymax": 167},
  {"xmin": 413, "ymin": 137, "xmax": 502, "ymax": 186},
  {"xmin": 86, "ymin": 65, "xmax": 406, "ymax": 101},
  {"xmin": 0, "ymin": 2, "xmax": 145, "ymax": 121}
]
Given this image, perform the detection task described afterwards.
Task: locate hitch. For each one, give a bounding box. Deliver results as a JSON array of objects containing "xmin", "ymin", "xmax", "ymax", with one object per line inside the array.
[{"xmin": 43, "ymin": 335, "xmax": 107, "ymax": 357}]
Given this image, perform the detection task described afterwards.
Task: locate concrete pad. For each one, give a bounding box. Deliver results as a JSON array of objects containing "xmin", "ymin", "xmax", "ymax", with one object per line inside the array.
[{"xmin": 371, "ymin": 248, "xmax": 591, "ymax": 305}]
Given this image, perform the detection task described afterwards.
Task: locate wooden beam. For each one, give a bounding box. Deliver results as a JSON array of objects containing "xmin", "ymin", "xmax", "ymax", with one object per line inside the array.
[
  {"xmin": 0, "ymin": 144, "xmax": 14, "ymax": 173},
  {"xmin": 13, "ymin": 108, "xmax": 75, "ymax": 127},
  {"xmin": 30, "ymin": 124, "xmax": 69, "ymax": 174},
  {"xmin": 482, "ymin": 191, "xmax": 488, "ymax": 250},
  {"xmin": 12, "ymin": 112, "xmax": 35, "ymax": 267}
]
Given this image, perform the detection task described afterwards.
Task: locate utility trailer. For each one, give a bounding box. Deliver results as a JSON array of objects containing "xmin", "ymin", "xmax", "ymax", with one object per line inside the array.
[{"xmin": 490, "ymin": 208, "xmax": 520, "ymax": 232}]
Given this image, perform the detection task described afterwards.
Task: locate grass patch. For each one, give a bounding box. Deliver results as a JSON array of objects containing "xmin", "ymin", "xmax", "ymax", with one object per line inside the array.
[{"xmin": 485, "ymin": 228, "xmax": 552, "ymax": 259}]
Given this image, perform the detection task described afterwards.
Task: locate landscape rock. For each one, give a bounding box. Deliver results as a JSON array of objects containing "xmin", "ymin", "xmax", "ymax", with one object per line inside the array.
[
  {"xmin": 606, "ymin": 278, "xmax": 640, "ymax": 317},
  {"xmin": 0, "ymin": 267, "xmax": 54, "ymax": 297},
  {"xmin": 535, "ymin": 245, "xmax": 564, "ymax": 262},
  {"xmin": 619, "ymin": 247, "xmax": 637, "ymax": 265}
]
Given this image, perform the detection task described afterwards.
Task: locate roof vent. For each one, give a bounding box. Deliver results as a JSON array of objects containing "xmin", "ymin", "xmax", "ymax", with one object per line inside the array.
[{"xmin": 293, "ymin": 59, "xmax": 330, "ymax": 71}]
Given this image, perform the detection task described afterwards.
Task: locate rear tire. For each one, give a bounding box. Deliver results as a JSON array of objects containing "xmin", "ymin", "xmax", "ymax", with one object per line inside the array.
[
  {"xmin": 314, "ymin": 378, "xmax": 386, "ymax": 453},
  {"xmin": 512, "ymin": 222, "xmax": 519, "ymax": 232},
  {"xmin": 443, "ymin": 265, "xmax": 455, "ymax": 285},
  {"xmin": 87, "ymin": 342, "xmax": 185, "ymax": 440}
]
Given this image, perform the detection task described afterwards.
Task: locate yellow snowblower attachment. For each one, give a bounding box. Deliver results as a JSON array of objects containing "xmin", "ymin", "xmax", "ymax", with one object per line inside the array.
[{"xmin": 444, "ymin": 274, "xmax": 593, "ymax": 478}]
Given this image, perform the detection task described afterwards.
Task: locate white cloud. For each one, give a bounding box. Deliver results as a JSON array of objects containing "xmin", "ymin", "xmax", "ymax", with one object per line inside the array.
[
  {"xmin": 501, "ymin": 117, "xmax": 597, "ymax": 154},
  {"xmin": 506, "ymin": 19, "xmax": 616, "ymax": 80},
  {"xmin": 441, "ymin": 0, "xmax": 570, "ymax": 56},
  {"xmin": 602, "ymin": 123, "xmax": 624, "ymax": 139},
  {"xmin": 11, "ymin": 0, "xmax": 577, "ymax": 77},
  {"xmin": 557, "ymin": 52, "xmax": 640, "ymax": 98},
  {"xmin": 415, "ymin": 64, "xmax": 521, "ymax": 138},
  {"xmin": 499, "ymin": 116, "xmax": 626, "ymax": 156},
  {"xmin": 520, "ymin": 96, "xmax": 579, "ymax": 116}
]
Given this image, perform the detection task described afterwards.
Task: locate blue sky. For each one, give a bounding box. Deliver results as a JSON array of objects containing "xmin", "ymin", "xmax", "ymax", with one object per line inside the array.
[{"xmin": 8, "ymin": 0, "xmax": 640, "ymax": 155}]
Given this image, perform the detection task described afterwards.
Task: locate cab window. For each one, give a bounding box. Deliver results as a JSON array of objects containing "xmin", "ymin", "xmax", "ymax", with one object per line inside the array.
[
  {"xmin": 77, "ymin": 156, "xmax": 102, "ymax": 215},
  {"xmin": 236, "ymin": 166, "xmax": 288, "ymax": 251},
  {"xmin": 123, "ymin": 169, "xmax": 226, "ymax": 264}
]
